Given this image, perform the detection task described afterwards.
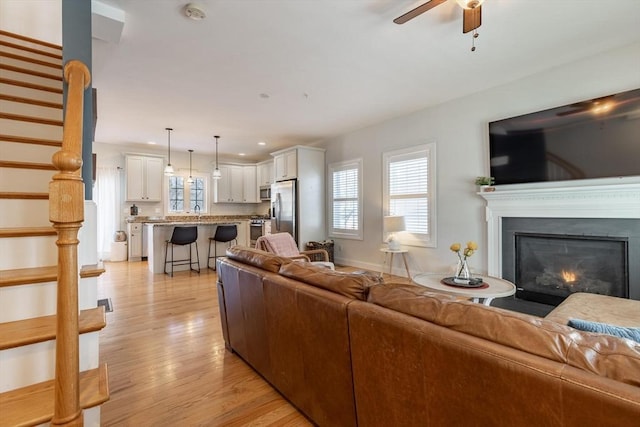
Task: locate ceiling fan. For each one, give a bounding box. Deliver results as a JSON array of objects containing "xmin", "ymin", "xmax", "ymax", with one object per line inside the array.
[{"xmin": 394, "ymin": 0, "xmax": 484, "ymax": 49}]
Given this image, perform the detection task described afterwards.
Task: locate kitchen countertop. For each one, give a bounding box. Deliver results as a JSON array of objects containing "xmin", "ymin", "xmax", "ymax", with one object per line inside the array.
[
  {"xmin": 126, "ymin": 215, "xmax": 269, "ymax": 224},
  {"xmin": 146, "ymin": 221, "xmax": 243, "ymax": 226}
]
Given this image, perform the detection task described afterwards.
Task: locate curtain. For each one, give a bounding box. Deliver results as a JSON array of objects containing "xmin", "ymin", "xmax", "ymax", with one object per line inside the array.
[{"xmin": 94, "ymin": 166, "xmax": 121, "ymax": 260}]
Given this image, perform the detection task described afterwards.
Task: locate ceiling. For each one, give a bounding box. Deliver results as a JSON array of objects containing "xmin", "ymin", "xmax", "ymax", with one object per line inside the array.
[{"xmin": 91, "ymin": 0, "xmax": 640, "ymax": 161}]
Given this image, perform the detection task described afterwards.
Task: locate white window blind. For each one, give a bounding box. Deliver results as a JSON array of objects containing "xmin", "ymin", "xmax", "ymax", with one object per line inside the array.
[
  {"xmin": 383, "ymin": 143, "xmax": 436, "ymax": 247},
  {"xmin": 329, "ymin": 159, "xmax": 363, "ymax": 240}
]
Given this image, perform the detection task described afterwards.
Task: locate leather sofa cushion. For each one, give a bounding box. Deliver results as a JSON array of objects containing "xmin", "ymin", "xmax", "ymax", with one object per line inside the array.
[
  {"xmin": 369, "ymin": 284, "xmax": 640, "ymax": 386},
  {"xmin": 279, "ymin": 262, "xmax": 380, "ymax": 300},
  {"xmin": 225, "ymin": 246, "xmax": 291, "ymax": 273}
]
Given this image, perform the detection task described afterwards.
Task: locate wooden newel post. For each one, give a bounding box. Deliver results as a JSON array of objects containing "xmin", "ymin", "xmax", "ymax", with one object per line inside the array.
[{"xmin": 49, "ymin": 60, "xmax": 90, "ymax": 427}]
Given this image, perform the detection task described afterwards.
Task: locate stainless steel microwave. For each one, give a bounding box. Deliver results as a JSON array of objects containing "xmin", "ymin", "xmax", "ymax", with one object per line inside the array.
[{"xmin": 259, "ymin": 185, "xmax": 271, "ymax": 201}]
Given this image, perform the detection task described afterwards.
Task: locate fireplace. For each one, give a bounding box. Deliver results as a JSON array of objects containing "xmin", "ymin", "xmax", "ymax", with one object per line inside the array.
[
  {"xmin": 480, "ymin": 181, "xmax": 640, "ymax": 307},
  {"xmin": 500, "ymin": 217, "xmax": 639, "ymax": 305},
  {"xmin": 514, "ymin": 232, "xmax": 628, "ymax": 306}
]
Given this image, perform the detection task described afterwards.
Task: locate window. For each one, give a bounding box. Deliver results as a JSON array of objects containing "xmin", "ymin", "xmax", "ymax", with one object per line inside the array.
[
  {"xmin": 189, "ymin": 177, "xmax": 205, "ymax": 212},
  {"xmin": 383, "ymin": 143, "xmax": 436, "ymax": 247},
  {"xmin": 328, "ymin": 159, "xmax": 363, "ymax": 240},
  {"xmin": 168, "ymin": 176, "xmax": 184, "ymax": 212},
  {"xmin": 167, "ymin": 173, "xmax": 208, "ymax": 214}
]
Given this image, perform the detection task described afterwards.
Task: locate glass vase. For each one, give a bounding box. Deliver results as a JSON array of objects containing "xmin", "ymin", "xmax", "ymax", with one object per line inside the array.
[{"xmin": 454, "ymin": 258, "xmax": 470, "ymax": 280}]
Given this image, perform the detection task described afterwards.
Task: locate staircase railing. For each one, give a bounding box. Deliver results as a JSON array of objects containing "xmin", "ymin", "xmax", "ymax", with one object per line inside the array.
[{"xmin": 49, "ymin": 59, "xmax": 91, "ymax": 427}]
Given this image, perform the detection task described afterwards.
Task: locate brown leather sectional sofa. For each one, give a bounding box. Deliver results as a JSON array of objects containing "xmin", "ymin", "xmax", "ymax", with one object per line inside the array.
[{"xmin": 216, "ymin": 247, "xmax": 640, "ymax": 426}]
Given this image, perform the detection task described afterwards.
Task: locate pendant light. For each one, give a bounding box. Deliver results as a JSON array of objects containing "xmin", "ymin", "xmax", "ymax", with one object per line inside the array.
[
  {"xmin": 187, "ymin": 149, "xmax": 194, "ymax": 184},
  {"xmin": 164, "ymin": 127, "xmax": 174, "ymax": 176},
  {"xmin": 212, "ymin": 135, "xmax": 221, "ymax": 180}
]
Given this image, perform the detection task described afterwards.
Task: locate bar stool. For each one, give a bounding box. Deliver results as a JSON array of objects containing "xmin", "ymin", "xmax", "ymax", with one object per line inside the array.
[
  {"xmin": 164, "ymin": 226, "xmax": 200, "ymax": 277},
  {"xmin": 208, "ymin": 224, "xmax": 238, "ymax": 270}
]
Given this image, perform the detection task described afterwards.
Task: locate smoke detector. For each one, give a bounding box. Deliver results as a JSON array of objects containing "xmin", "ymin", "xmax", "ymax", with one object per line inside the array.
[{"xmin": 184, "ymin": 3, "xmax": 206, "ymax": 20}]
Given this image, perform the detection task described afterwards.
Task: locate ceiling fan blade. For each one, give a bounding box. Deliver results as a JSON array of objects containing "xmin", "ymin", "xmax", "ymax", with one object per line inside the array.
[
  {"xmin": 394, "ymin": 0, "xmax": 447, "ymax": 25},
  {"xmin": 462, "ymin": 5, "xmax": 482, "ymax": 33}
]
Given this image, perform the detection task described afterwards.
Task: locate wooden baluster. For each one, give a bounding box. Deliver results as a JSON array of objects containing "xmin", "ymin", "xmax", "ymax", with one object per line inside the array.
[{"xmin": 49, "ymin": 60, "xmax": 90, "ymax": 427}]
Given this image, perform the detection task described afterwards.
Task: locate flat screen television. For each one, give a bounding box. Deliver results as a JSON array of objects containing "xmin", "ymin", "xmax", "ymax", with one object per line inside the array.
[{"xmin": 488, "ymin": 88, "xmax": 640, "ymax": 185}]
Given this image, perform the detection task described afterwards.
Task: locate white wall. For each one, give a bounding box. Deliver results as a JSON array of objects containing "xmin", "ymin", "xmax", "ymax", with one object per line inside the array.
[{"xmin": 319, "ymin": 42, "xmax": 640, "ymax": 277}]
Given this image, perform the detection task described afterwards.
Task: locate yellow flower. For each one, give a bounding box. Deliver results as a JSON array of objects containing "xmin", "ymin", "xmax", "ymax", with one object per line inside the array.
[
  {"xmin": 466, "ymin": 241, "xmax": 478, "ymax": 250},
  {"xmin": 463, "ymin": 248, "xmax": 475, "ymax": 258},
  {"xmin": 450, "ymin": 243, "xmax": 461, "ymax": 252}
]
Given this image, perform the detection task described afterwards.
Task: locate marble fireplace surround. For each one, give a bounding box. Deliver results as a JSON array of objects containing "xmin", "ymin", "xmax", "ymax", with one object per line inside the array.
[{"xmin": 480, "ymin": 181, "xmax": 640, "ymax": 284}]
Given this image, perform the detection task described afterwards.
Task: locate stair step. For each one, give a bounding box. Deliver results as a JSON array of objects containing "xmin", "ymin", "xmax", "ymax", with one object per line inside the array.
[
  {"xmin": 0, "ymin": 192, "xmax": 49, "ymax": 200},
  {"xmin": 0, "ymin": 306, "xmax": 106, "ymax": 350},
  {"xmin": 0, "ymin": 62, "xmax": 62, "ymax": 82},
  {"xmin": 0, "ymin": 227, "xmax": 56, "ymax": 238},
  {"xmin": 0, "ymin": 264, "xmax": 107, "ymax": 288},
  {"xmin": 0, "ymin": 161, "xmax": 55, "ymax": 171},
  {"xmin": 0, "ymin": 51, "xmax": 62, "ymax": 71},
  {"xmin": 0, "ymin": 30, "xmax": 62, "ymax": 48},
  {"xmin": 0, "ymin": 364, "xmax": 109, "ymax": 427},
  {"xmin": 0, "ymin": 265, "xmax": 56, "ymax": 287},
  {"xmin": 0, "ymin": 77, "xmax": 62, "ymax": 94},
  {"xmin": 0, "ymin": 40, "xmax": 62, "ymax": 61},
  {"xmin": 0, "ymin": 134, "xmax": 61, "ymax": 147},
  {"xmin": 80, "ymin": 263, "xmax": 106, "ymax": 278},
  {"xmin": 0, "ymin": 93, "xmax": 62, "ymax": 109},
  {"xmin": 0, "ymin": 112, "xmax": 62, "ymax": 126}
]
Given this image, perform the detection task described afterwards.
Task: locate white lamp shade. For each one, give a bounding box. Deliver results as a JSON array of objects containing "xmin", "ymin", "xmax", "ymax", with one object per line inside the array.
[
  {"xmin": 212, "ymin": 168, "xmax": 221, "ymax": 179},
  {"xmin": 384, "ymin": 215, "xmax": 406, "ymax": 233},
  {"xmin": 164, "ymin": 164, "xmax": 174, "ymax": 176}
]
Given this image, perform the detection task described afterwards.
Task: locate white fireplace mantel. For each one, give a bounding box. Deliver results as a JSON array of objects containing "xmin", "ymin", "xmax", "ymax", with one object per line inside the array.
[{"xmin": 479, "ymin": 181, "xmax": 640, "ymax": 277}]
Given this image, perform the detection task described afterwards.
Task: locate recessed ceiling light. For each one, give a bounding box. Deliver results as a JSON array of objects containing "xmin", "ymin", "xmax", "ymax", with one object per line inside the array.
[
  {"xmin": 258, "ymin": 141, "xmax": 266, "ymax": 146},
  {"xmin": 184, "ymin": 3, "xmax": 206, "ymax": 20},
  {"xmin": 147, "ymin": 141, "xmax": 156, "ymax": 145},
  {"xmin": 239, "ymin": 153, "xmax": 246, "ymax": 156}
]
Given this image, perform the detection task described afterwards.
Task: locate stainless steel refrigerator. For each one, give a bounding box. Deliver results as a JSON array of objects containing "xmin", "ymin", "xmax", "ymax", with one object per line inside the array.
[{"xmin": 271, "ymin": 179, "xmax": 297, "ymax": 243}]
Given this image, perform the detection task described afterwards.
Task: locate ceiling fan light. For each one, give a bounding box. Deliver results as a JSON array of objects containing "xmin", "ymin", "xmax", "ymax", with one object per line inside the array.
[{"xmin": 456, "ymin": 0, "xmax": 484, "ymax": 9}]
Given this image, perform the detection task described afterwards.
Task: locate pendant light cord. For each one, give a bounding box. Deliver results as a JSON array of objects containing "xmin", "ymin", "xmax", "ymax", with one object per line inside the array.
[
  {"xmin": 214, "ymin": 135, "xmax": 220, "ymax": 169},
  {"xmin": 166, "ymin": 127, "xmax": 173, "ymax": 164}
]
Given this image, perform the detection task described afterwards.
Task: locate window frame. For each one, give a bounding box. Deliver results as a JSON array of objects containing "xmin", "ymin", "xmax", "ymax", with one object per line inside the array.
[
  {"xmin": 167, "ymin": 171, "xmax": 209, "ymax": 214},
  {"xmin": 382, "ymin": 143, "xmax": 437, "ymax": 248},
  {"xmin": 328, "ymin": 158, "xmax": 363, "ymax": 240}
]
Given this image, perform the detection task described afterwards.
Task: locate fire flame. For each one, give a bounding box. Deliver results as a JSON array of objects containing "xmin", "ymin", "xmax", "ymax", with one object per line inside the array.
[{"xmin": 561, "ymin": 270, "xmax": 577, "ymax": 283}]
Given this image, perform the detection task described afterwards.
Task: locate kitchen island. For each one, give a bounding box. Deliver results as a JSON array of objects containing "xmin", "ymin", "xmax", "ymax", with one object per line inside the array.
[{"xmin": 144, "ymin": 220, "xmax": 249, "ymax": 274}]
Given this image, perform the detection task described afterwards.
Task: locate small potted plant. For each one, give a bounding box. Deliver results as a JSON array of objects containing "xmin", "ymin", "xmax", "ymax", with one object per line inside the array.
[{"xmin": 475, "ymin": 176, "xmax": 495, "ymax": 192}]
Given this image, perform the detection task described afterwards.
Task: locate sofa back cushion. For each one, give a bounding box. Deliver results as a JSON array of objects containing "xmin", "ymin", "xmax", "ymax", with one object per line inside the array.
[
  {"xmin": 279, "ymin": 262, "xmax": 380, "ymax": 300},
  {"xmin": 368, "ymin": 284, "xmax": 640, "ymax": 386},
  {"xmin": 225, "ymin": 246, "xmax": 290, "ymax": 273}
]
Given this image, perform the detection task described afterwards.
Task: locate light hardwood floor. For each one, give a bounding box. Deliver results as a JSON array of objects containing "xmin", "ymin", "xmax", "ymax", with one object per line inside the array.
[{"xmin": 97, "ymin": 260, "xmax": 312, "ymax": 426}]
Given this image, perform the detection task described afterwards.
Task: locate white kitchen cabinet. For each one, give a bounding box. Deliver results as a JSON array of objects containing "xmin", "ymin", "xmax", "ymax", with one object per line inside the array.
[
  {"xmin": 126, "ymin": 155, "xmax": 163, "ymax": 201},
  {"xmin": 242, "ymin": 165, "xmax": 258, "ymax": 203},
  {"xmin": 216, "ymin": 164, "xmax": 258, "ymax": 203},
  {"xmin": 127, "ymin": 222, "xmax": 142, "ymax": 261},
  {"xmin": 216, "ymin": 165, "xmax": 243, "ymax": 203},
  {"xmin": 257, "ymin": 160, "xmax": 274, "ymax": 186},
  {"xmin": 274, "ymin": 149, "xmax": 297, "ymax": 181}
]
